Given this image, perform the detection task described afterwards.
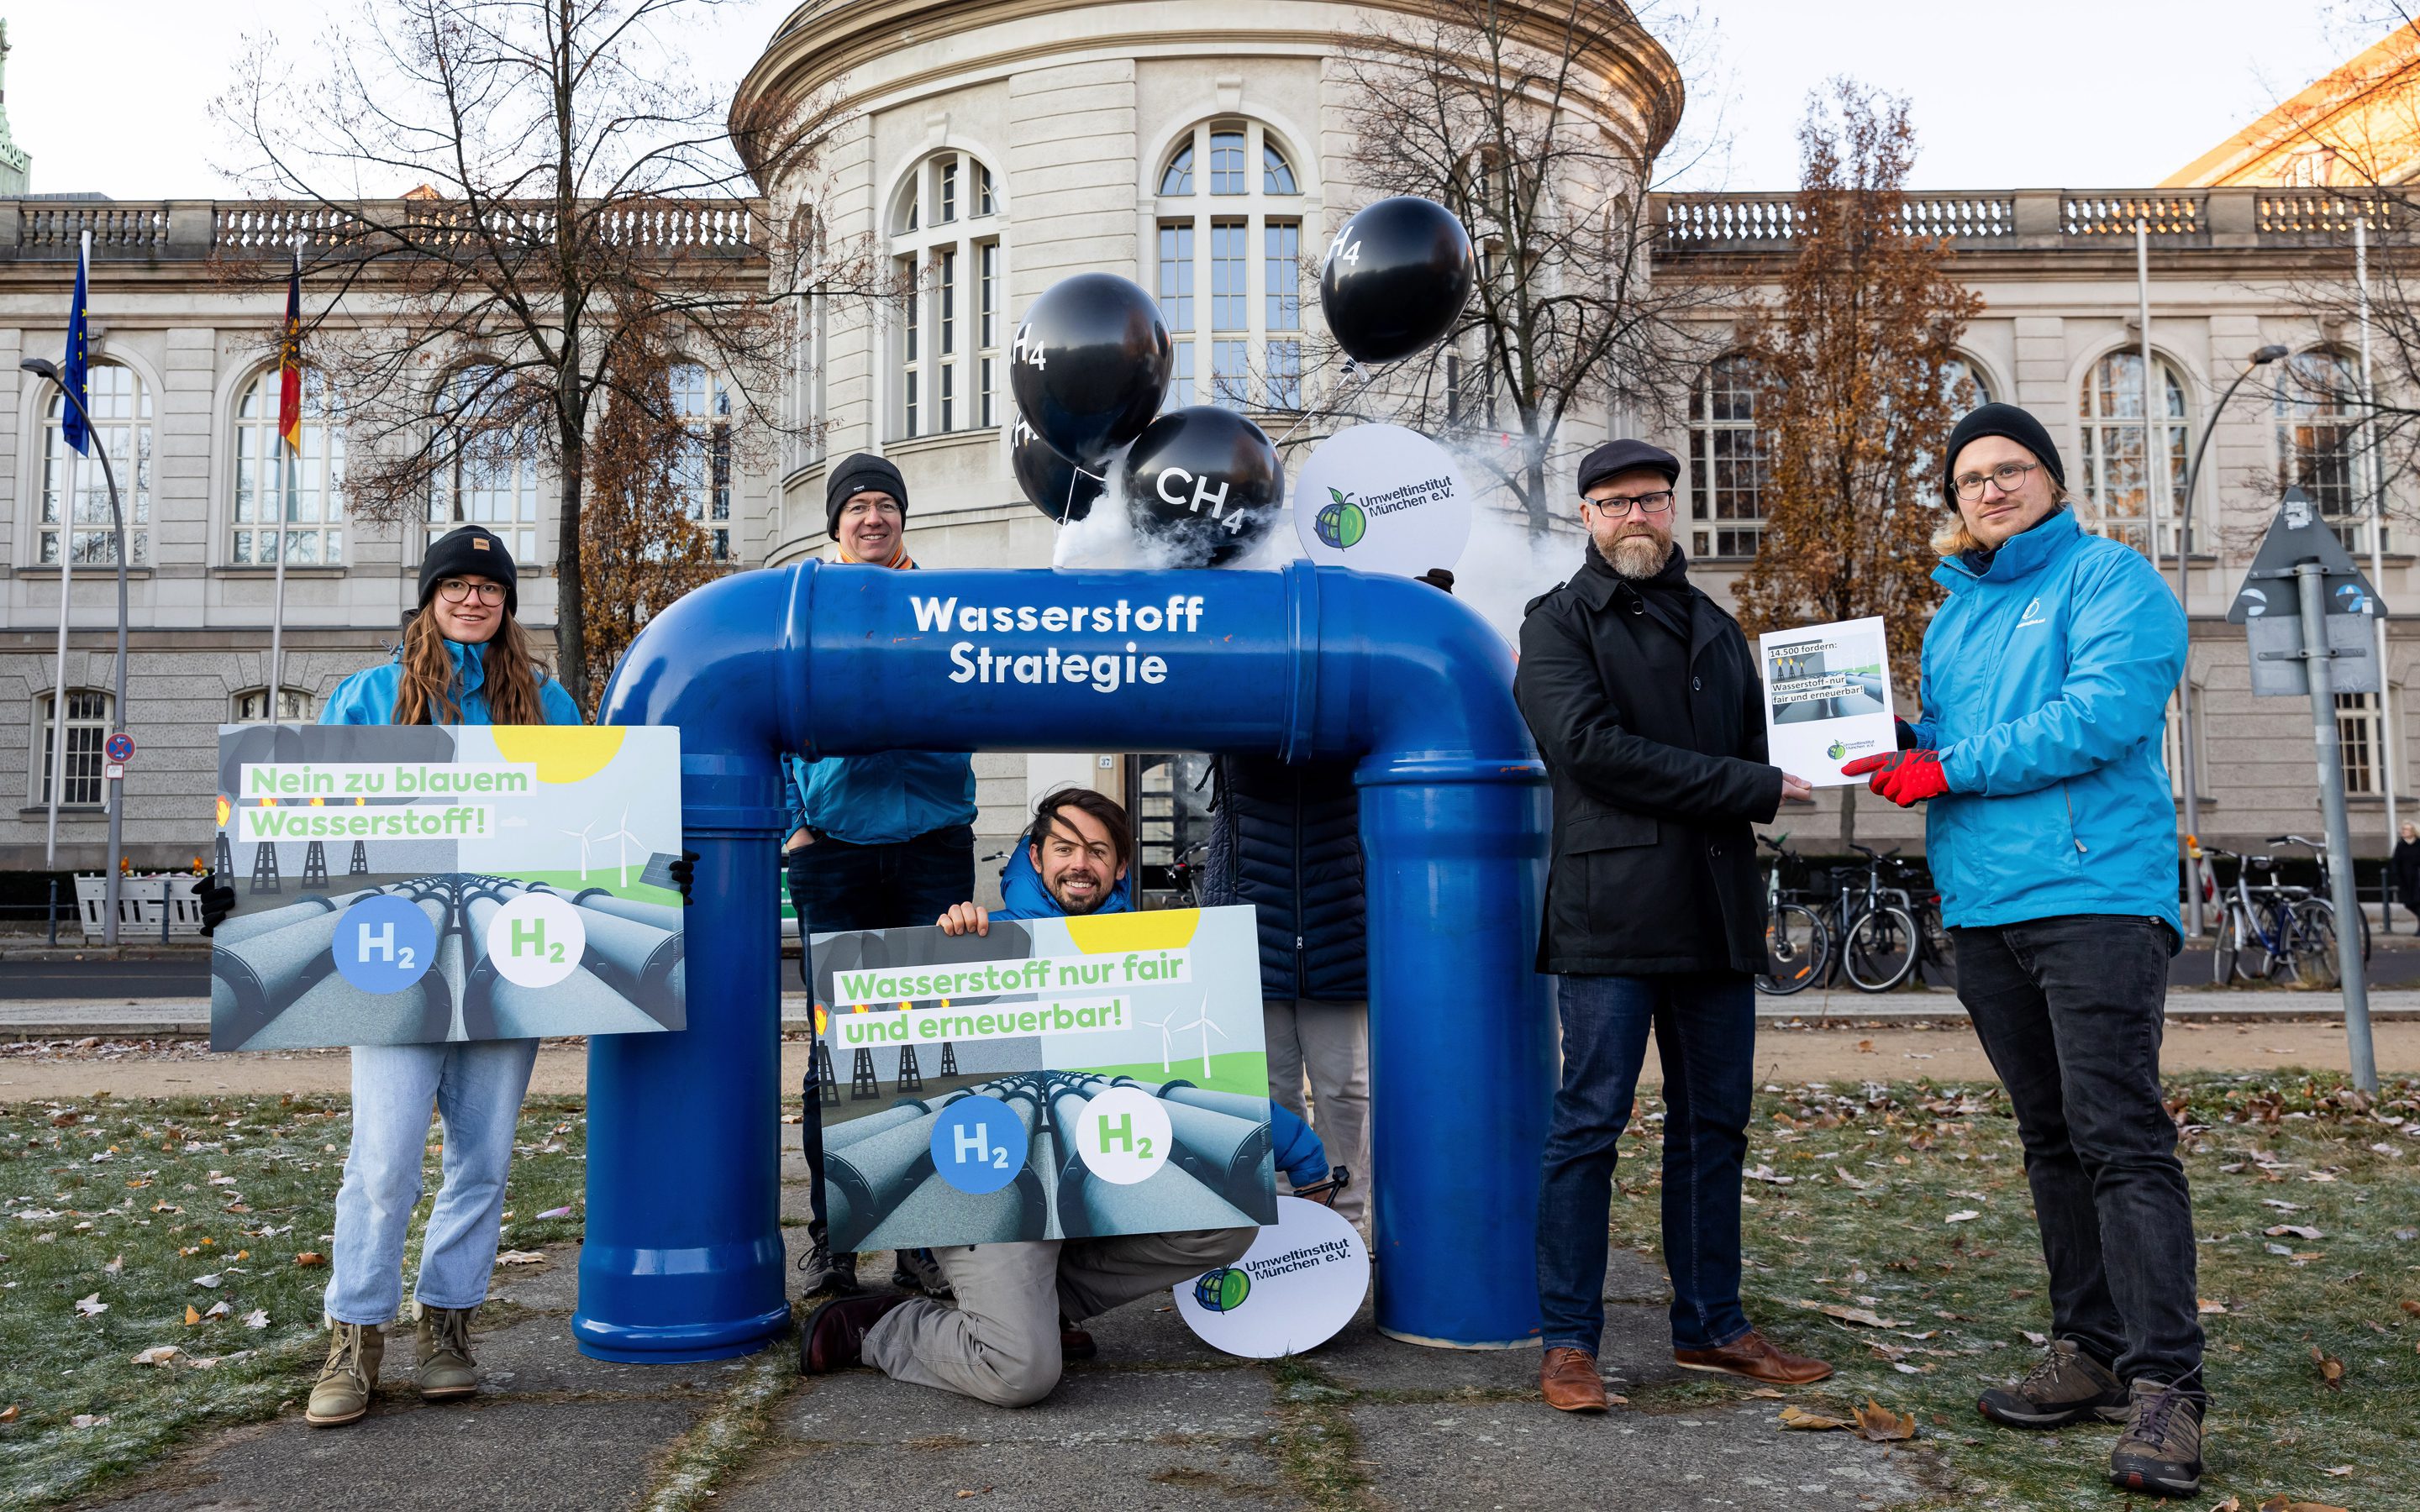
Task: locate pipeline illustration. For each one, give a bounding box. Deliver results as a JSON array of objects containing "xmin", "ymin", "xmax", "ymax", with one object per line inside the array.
[
  {"xmin": 824, "ymin": 1069, "xmax": 1272, "ymax": 1252},
  {"xmin": 211, "ymin": 874, "xmax": 686, "ymax": 1051}
]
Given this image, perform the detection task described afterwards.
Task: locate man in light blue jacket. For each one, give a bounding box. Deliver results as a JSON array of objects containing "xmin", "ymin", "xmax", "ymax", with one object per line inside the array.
[{"xmin": 1841, "ymin": 403, "xmax": 2204, "ymax": 1500}]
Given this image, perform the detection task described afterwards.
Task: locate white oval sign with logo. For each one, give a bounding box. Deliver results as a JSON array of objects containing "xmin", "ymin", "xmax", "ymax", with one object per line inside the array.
[
  {"xmin": 1173, "ymin": 1195, "xmax": 1369, "ymax": 1357},
  {"xmin": 1292, "ymin": 423, "xmax": 1473, "ymax": 578}
]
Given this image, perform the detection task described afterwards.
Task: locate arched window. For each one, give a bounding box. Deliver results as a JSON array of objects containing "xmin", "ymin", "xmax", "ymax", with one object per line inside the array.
[
  {"xmin": 33, "ymin": 690, "xmax": 109, "ymax": 806},
  {"xmin": 428, "ymin": 365, "xmax": 543, "ymax": 562},
  {"xmin": 1942, "ymin": 354, "xmax": 1991, "ymax": 410},
  {"xmin": 1686, "ymin": 354, "xmax": 1767, "ymax": 559},
  {"xmin": 2276, "ymin": 349, "xmax": 2365, "ymax": 546},
  {"xmin": 232, "ymin": 367, "xmax": 345, "ymax": 564},
  {"xmin": 1155, "ymin": 120, "xmax": 1306, "ymax": 411},
  {"xmin": 671, "ymin": 362, "xmax": 732, "ymax": 559},
  {"xmin": 234, "ymin": 687, "xmax": 313, "ymax": 722},
  {"xmin": 39, "ymin": 362, "xmax": 150, "ymax": 565},
  {"xmin": 2076, "ymin": 352, "xmax": 2188, "ymax": 558},
  {"xmin": 890, "ymin": 148, "xmax": 1003, "ymax": 439}
]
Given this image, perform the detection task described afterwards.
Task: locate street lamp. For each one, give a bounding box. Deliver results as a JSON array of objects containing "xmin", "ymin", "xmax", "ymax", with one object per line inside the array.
[
  {"xmin": 2175, "ymin": 342, "xmax": 2290, "ymax": 935},
  {"xmin": 24, "ymin": 355, "xmax": 132, "ymax": 945}
]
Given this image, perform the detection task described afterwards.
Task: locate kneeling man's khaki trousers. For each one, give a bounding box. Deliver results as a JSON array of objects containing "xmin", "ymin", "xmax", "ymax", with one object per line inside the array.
[{"xmin": 862, "ymin": 1227, "xmax": 1255, "ymax": 1406}]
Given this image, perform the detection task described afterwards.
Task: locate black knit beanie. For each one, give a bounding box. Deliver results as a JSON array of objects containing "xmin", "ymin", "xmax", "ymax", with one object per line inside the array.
[
  {"xmin": 1942, "ymin": 402, "xmax": 2064, "ymax": 506},
  {"xmin": 824, "ymin": 453, "xmax": 910, "ymax": 538},
  {"xmin": 418, "ymin": 525, "xmax": 518, "ymax": 616}
]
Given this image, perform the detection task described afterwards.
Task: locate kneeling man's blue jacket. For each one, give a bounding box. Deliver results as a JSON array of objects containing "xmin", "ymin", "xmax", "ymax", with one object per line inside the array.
[{"xmin": 1908, "ymin": 509, "xmax": 2187, "ymax": 929}]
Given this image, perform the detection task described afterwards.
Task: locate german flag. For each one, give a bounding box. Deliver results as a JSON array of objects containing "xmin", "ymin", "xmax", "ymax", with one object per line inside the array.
[{"xmin": 276, "ymin": 245, "xmax": 302, "ymax": 454}]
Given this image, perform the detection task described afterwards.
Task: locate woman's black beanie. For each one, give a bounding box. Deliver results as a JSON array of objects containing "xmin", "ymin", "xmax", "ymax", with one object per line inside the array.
[
  {"xmin": 1942, "ymin": 402, "xmax": 2065, "ymax": 505},
  {"xmin": 418, "ymin": 524, "xmax": 518, "ymax": 616}
]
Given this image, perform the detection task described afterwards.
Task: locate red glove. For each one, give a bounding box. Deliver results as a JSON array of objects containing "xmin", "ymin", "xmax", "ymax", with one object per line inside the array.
[{"xmin": 1839, "ymin": 748, "xmax": 1950, "ymax": 808}]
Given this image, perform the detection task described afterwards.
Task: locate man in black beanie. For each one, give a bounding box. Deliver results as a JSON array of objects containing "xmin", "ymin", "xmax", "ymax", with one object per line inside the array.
[
  {"xmin": 823, "ymin": 454, "xmax": 912, "ymax": 565},
  {"xmin": 788, "ymin": 451, "xmax": 973, "ymax": 1303}
]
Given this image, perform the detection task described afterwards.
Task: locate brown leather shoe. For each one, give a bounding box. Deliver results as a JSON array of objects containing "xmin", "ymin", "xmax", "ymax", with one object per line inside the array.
[
  {"xmin": 1539, "ymin": 1346, "xmax": 1609, "ymax": 1412},
  {"xmin": 1060, "ymin": 1314, "xmax": 1098, "ymax": 1362},
  {"xmin": 797, "ymin": 1292, "xmax": 913, "ymax": 1374},
  {"xmin": 1673, "ymin": 1330, "xmax": 1833, "ymax": 1385}
]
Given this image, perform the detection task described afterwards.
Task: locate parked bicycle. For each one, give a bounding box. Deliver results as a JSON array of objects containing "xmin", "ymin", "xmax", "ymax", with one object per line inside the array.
[
  {"xmin": 2205, "ymin": 844, "xmax": 2338, "ymax": 988},
  {"xmin": 2265, "ymin": 833, "xmax": 2371, "ymax": 966},
  {"xmin": 1754, "ymin": 837, "xmax": 1923, "ymax": 994},
  {"xmin": 1755, "ymin": 834, "xmax": 1827, "ymax": 995}
]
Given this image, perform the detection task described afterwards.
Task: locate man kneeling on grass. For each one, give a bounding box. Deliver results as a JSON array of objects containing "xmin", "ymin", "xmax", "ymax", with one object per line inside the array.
[{"xmin": 799, "ymin": 787, "xmax": 1319, "ymax": 1407}]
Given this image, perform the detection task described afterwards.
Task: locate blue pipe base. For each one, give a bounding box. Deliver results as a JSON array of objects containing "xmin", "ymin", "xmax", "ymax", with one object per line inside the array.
[{"xmin": 572, "ymin": 1294, "xmax": 792, "ymax": 1364}]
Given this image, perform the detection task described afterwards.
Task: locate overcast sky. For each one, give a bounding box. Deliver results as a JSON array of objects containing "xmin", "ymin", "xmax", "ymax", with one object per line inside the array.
[{"xmin": 0, "ymin": 1, "xmax": 2384, "ymax": 198}]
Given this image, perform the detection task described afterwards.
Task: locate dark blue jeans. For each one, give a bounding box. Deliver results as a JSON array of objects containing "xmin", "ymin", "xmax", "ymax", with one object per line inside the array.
[
  {"xmin": 1954, "ymin": 914, "xmax": 2202, "ymax": 1385},
  {"xmin": 1536, "ymin": 970, "xmax": 1754, "ymax": 1355},
  {"xmin": 788, "ymin": 823, "xmax": 977, "ymax": 1230}
]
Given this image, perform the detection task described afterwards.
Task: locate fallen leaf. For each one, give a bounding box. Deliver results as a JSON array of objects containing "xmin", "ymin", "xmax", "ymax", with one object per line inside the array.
[
  {"xmin": 2209, "ymin": 1499, "xmax": 2239, "ymax": 1512},
  {"xmin": 1778, "ymin": 1404, "xmax": 1853, "ymax": 1431},
  {"xmin": 2311, "ymin": 1345, "xmax": 2345, "ymax": 1389},
  {"xmin": 233, "ymin": 1250, "xmax": 248, "ymax": 1262},
  {"xmin": 1856, "ymin": 1039, "xmax": 1876, "ymax": 1054},
  {"xmin": 2265, "ymin": 1225, "xmax": 2323, "ymax": 1240},
  {"xmin": 2401, "ymin": 1299, "xmax": 2420, "ymax": 1319},
  {"xmin": 192, "ymin": 1273, "xmax": 222, "ymax": 1289},
  {"xmin": 75, "ymin": 1293, "xmax": 108, "ymax": 1318},
  {"xmin": 2198, "ymin": 1299, "xmax": 2228, "ymax": 1315},
  {"xmin": 130, "ymin": 1346, "xmax": 181, "ymax": 1366},
  {"xmin": 2322, "ymin": 1467, "xmax": 2353, "ymax": 1477},
  {"xmin": 242, "ymin": 1309, "xmax": 269, "ymax": 1330},
  {"xmin": 103, "ymin": 1255, "xmax": 124, "ymax": 1275},
  {"xmin": 183, "ymin": 1305, "xmax": 201, "ymax": 1326},
  {"xmin": 0, "ymin": 1404, "xmax": 15, "ymax": 1423},
  {"xmin": 535, "ymin": 1205, "xmax": 574, "ymax": 1221},
  {"xmin": 1944, "ymin": 1210, "xmax": 1980, "ymax": 1224},
  {"xmin": 2018, "ymin": 1328, "xmax": 2049, "ymax": 1344},
  {"xmin": 1791, "ymin": 1299, "xmax": 1912, "ymax": 1329},
  {"xmin": 1744, "ymin": 1387, "xmax": 1786, "ymax": 1399},
  {"xmin": 293, "ymin": 1252, "xmax": 326, "ymax": 1268},
  {"xmin": 1853, "ymin": 1399, "xmax": 1918, "ymax": 1441},
  {"xmin": 2258, "ymin": 1499, "xmax": 2350, "ymax": 1512},
  {"xmin": 69, "ymin": 1414, "xmax": 110, "ymax": 1429},
  {"xmin": 203, "ymin": 1300, "xmax": 231, "ymax": 1320},
  {"xmin": 495, "ymin": 1249, "xmax": 547, "ymax": 1266},
  {"xmin": 1834, "ymin": 1167, "xmax": 1873, "ymax": 1190}
]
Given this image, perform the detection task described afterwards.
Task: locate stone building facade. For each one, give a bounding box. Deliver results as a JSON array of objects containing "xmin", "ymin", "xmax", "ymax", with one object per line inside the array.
[{"xmin": 1, "ymin": 0, "xmax": 2411, "ymax": 895}]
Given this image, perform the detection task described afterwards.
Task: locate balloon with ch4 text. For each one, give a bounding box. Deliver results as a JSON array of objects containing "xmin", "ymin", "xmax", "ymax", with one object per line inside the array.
[
  {"xmin": 1115, "ymin": 407, "xmax": 1284, "ymax": 568},
  {"xmin": 1010, "ymin": 410, "xmax": 1106, "ymax": 523},
  {"xmin": 1008, "ymin": 273, "xmax": 1173, "ymax": 466},
  {"xmin": 1319, "ymin": 197, "xmax": 1476, "ymax": 365}
]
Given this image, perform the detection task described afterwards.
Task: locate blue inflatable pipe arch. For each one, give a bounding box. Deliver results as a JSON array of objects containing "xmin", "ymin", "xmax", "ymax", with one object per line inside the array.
[{"xmin": 574, "ymin": 560, "xmax": 1552, "ymax": 1358}]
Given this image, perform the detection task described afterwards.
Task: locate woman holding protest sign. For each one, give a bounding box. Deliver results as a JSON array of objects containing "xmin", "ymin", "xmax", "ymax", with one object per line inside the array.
[{"xmin": 302, "ymin": 524, "xmax": 584, "ymax": 1427}]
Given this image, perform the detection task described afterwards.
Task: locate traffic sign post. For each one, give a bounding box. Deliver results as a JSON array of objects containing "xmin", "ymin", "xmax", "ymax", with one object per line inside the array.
[{"xmin": 2229, "ymin": 490, "xmax": 2378, "ymax": 1094}]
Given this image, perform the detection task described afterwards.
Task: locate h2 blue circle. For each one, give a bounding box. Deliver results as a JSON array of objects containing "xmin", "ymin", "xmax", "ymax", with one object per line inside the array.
[
  {"xmin": 332, "ymin": 895, "xmax": 438, "ymax": 995},
  {"xmin": 929, "ymin": 1096, "xmax": 1029, "ymax": 1195}
]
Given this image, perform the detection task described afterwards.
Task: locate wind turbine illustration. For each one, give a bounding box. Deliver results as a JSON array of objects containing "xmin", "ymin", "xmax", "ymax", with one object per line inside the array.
[
  {"xmin": 1160, "ymin": 1009, "xmax": 1227, "ymax": 1079},
  {"xmin": 559, "ymin": 817, "xmax": 602, "ymax": 881},
  {"xmin": 602, "ymin": 807, "xmax": 644, "ymax": 888},
  {"xmin": 1144, "ymin": 1011, "xmax": 1181, "ymax": 1074}
]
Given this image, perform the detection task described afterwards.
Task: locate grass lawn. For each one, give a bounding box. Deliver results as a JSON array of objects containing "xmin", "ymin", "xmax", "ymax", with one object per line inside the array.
[
  {"xmin": 0, "ymin": 1092, "xmax": 589, "ymax": 1509},
  {"xmin": 1612, "ymin": 1069, "xmax": 2420, "ymax": 1510}
]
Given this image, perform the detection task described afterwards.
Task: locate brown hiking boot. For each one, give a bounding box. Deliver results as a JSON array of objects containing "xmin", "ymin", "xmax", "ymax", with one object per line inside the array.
[
  {"xmin": 305, "ymin": 1321, "xmax": 384, "ymax": 1427},
  {"xmin": 797, "ymin": 1291, "xmax": 914, "ymax": 1374},
  {"xmin": 1539, "ymin": 1347, "xmax": 1608, "ymax": 1412},
  {"xmin": 1672, "ymin": 1330, "xmax": 1833, "ymax": 1386},
  {"xmin": 415, "ymin": 1304, "xmax": 480, "ymax": 1400},
  {"xmin": 1976, "ymin": 1339, "xmax": 2131, "ymax": 1429},
  {"xmin": 2108, "ymin": 1378, "xmax": 2205, "ymax": 1499}
]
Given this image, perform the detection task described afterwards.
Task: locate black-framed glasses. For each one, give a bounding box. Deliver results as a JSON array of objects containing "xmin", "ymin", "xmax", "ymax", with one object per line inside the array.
[
  {"xmin": 1586, "ymin": 490, "xmax": 1676, "ymax": 519},
  {"xmin": 1951, "ymin": 460, "xmax": 2039, "ymax": 501},
  {"xmin": 435, "ymin": 578, "xmax": 507, "ymax": 605}
]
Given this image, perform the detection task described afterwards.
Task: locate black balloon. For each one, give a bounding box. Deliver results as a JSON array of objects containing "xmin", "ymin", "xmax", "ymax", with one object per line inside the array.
[
  {"xmin": 1010, "ymin": 410, "xmax": 1103, "ymax": 523},
  {"xmin": 1318, "ymin": 196, "xmax": 1476, "ymax": 364},
  {"xmin": 1007, "ymin": 273, "xmax": 1172, "ymax": 465},
  {"xmin": 1116, "ymin": 407, "xmax": 1283, "ymax": 568}
]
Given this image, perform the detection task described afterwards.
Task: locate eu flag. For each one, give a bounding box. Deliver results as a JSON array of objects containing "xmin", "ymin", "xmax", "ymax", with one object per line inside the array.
[{"xmin": 60, "ymin": 235, "xmax": 90, "ymax": 455}]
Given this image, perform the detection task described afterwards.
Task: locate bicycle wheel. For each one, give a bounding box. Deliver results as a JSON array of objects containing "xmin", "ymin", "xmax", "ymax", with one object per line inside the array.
[
  {"xmin": 1917, "ymin": 911, "xmax": 1956, "ymax": 991},
  {"xmin": 2254, "ymin": 901, "xmax": 2294, "ymax": 982},
  {"xmin": 2295, "ymin": 908, "xmax": 2342, "ymax": 990},
  {"xmin": 1756, "ymin": 904, "xmax": 1828, "ymax": 995},
  {"xmin": 1844, "ymin": 906, "xmax": 1919, "ymax": 992},
  {"xmin": 2213, "ymin": 907, "xmax": 2245, "ymax": 986}
]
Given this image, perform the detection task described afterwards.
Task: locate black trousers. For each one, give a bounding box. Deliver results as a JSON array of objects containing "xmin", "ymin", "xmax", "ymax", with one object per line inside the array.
[{"xmin": 1952, "ymin": 914, "xmax": 2202, "ymax": 1386}]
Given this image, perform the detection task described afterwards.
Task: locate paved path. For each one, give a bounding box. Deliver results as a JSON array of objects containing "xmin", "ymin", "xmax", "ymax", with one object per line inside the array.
[{"xmin": 76, "ymin": 1142, "xmax": 1934, "ymax": 1512}]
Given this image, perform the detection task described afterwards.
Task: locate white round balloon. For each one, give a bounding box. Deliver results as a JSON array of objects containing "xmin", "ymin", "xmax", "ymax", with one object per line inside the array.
[
  {"xmin": 1172, "ymin": 1195, "xmax": 1370, "ymax": 1358},
  {"xmin": 1292, "ymin": 423, "xmax": 1473, "ymax": 578}
]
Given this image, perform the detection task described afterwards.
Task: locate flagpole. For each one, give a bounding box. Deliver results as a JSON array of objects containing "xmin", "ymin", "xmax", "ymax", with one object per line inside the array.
[{"xmin": 44, "ymin": 443, "xmax": 77, "ymax": 869}]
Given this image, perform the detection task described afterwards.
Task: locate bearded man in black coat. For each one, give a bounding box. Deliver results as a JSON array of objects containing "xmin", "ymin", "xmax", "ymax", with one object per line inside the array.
[{"xmin": 1515, "ymin": 438, "xmax": 1833, "ymax": 1414}]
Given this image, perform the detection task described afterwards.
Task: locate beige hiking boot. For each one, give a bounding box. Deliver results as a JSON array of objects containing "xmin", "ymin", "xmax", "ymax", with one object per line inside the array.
[
  {"xmin": 415, "ymin": 1304, "xmax": 480, "ymax": 1400},
  {"xmin": 306, "ymin": 1321, "xmax": 383, "ymax": 1427}
]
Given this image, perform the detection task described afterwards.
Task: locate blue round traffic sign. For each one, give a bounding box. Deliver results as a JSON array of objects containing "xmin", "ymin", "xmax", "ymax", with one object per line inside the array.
[
  {"xmin": 104, "ymin": 732, "xmax": 134, "ymax": 764},
  {"xmin": 331, "ymin": 895, "xmax": 438, "ymax": 995},
  {"xmin": 929, "ymin": 1096, "xmax": 1028, "ymax": 1195}
]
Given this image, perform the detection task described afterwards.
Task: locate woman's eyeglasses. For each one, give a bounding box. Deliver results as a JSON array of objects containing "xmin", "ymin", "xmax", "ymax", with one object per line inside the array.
[{"xmin": 435, "ymin": 578, "xmax": 507, "ymax": 606}]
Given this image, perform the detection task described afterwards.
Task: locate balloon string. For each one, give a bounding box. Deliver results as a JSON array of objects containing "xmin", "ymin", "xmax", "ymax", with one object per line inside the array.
[{"xmin": 1269, "ymin": 359, "xmax": 1367, "ymax": 450}]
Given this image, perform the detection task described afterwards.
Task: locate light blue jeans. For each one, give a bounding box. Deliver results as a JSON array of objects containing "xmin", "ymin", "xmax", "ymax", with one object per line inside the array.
[{"xmin": 325, "ymin": 1038, "xmax": 540, "ymax": 1325}]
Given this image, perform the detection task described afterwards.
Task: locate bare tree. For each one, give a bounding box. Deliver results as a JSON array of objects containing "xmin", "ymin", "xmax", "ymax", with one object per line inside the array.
[
  {"xmin": 1327, "ymin": 0, "xmax": 1723, "ymax": 534},
  {"xmin": 1729, "ymin": 82, "xmax": 1979, "ymax": 846},
  {"xmin": 212, "ymin": 0, "xmax": 882, "ymax": 706}
]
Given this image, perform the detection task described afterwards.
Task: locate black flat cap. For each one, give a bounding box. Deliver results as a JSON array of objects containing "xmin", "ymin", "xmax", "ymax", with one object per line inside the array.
[{"xmin": 1577, "ymin": 439, "xmax": 1681, "ymax": 496}]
